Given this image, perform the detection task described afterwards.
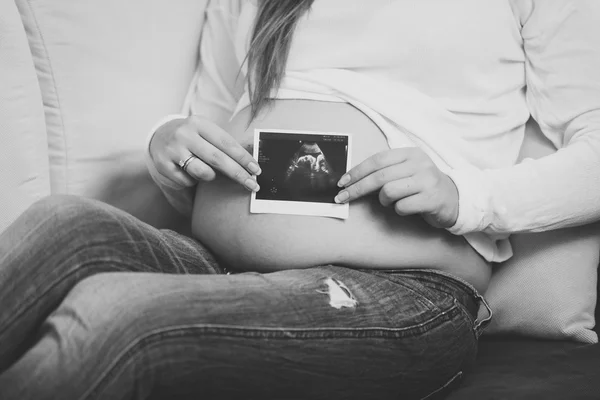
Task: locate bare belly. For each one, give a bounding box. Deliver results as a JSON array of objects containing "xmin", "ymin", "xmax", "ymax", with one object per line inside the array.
[{"xmin": 191, "ymin": 100, "xmax": 491, "ymax": 293}]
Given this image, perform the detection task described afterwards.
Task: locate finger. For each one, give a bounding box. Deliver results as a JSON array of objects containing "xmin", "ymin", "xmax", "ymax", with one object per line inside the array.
[
  {"xmin": 378, "ymin": 176, "xmax": 421, "ymax": 207},
  {"xmin": 188, "ymin": 137, "xmax": 260, "ymax": 192},
  {"xmin": 189, "ymin": 116, "xmax": 261, "ymax": 176},
  {"xmin": 154, "ymin": 155, "xmax": 197, "ymax": 188},
  {"xmin": 337, "ymin": 148, "xmax": 413, "ymax": 188},
  {"xmin": 182, "ymin": 156, "xmax": 217, "ymax": 182},
  {"xmin": 161, "ymin": 162, "xmax": 198, "ymax": 188},
  {"xmin": 334, "ymin": 164, "xmax": 415, "ymax": 204},
  {"xmin": 393, "ymin": 193, "xmax": 429, "ymax": 216}
]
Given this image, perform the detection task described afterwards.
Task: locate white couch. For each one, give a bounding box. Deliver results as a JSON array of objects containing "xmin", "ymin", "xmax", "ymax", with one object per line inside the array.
[
  {"xmin": 1, "ymin": 0, "xmax": 598, "ymax": 344},
  {"xmin": 0, "ymin": 0, "xmax": 208, "ymax": 231}
]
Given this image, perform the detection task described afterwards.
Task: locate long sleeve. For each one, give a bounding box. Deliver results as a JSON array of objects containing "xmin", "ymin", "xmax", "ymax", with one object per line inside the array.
[
  {"xmin": 146, "ymin": 0, "xmax": 243, "ymax": 216},
  {"xmin": 448, "ymin": 0, "xmax": 600, "ymax": 236}
]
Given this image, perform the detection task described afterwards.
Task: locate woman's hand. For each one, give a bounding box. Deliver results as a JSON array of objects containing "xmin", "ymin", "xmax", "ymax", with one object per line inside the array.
[
  {"xmin": 149, "ymin": 116, "xmax": 261, "ymax": 191},
  {"xmin": 334, "ymin": 147, "xmax": 459, "ymax": 228}
]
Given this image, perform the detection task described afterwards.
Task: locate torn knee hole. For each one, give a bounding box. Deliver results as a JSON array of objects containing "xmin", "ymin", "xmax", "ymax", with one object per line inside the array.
[{"xmin": 317, "ymin": 278, "xmax": 358, "ymax": 309}]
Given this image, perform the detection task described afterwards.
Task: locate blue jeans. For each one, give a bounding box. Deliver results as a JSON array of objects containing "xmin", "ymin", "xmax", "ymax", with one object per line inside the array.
[{"xmin": 0, "ymin": 195, "xmax": 491, "ymax": 400}]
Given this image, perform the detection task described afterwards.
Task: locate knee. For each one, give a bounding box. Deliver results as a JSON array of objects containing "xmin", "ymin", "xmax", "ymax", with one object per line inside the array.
[
  {"xmin": 56, "ymin": 273, "xmax": 130, "ymax": 327},
  {"xmin": 26, "ymin": 195, "xmax": 109, "ymax": 224},
  {"xmin": 22, "ymin": 195, "xmax": 131, "ymax": 239},
  {"xmin": 0, "ymin": 274, "xmax": 145, "ymax": 400},
  {"xmin": 6, "ymin": 196, "xmax": 144, "ymax": 263},
  {"xmin": 56, "ymin": 273, "xmax": 157, "ymax": 341}
]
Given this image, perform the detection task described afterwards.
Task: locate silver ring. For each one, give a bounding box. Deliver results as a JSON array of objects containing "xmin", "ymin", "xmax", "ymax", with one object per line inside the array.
[{"xmin": 178, "ymin": 155, "xmax": 196, "ymax": 172}]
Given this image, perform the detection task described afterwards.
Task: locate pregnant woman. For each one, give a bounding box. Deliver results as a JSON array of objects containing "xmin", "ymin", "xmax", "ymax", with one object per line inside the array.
[{"xmin": 1, "ymin": 0, "xmax": 600, "ymax": 399}]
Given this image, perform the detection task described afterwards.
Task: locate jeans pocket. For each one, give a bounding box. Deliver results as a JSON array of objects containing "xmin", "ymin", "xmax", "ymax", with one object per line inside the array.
[{"xmin": 369, "ymin": 271, "xmax": 454, "ymax": 314}]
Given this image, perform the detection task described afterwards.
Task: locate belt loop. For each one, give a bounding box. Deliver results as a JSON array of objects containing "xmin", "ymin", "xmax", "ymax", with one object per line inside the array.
[{"xmin": 473, "ymin": 293, "xmax": 493, "ymax": 338}]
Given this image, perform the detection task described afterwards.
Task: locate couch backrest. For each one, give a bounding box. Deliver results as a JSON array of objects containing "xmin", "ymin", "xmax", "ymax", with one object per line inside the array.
[
  {"xmin": 0, "ymin": 0, "xmax": 209, "ymax": 232},
  {"xmin": 15, "ymin": 0, "xmax": 209, "ymax": 197},
  {"xmin": 0, "ymin": 0, "xmax": 49, "ymax": 230}
]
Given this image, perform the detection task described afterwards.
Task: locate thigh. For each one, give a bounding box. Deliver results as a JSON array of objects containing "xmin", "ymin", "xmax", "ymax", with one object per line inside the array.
[
  {"xmin": 0, "ymin": 195, "xmax": 221, "ymax": 373},
  {"xmin": 0, "ymin": 266, "xmax": 478, "ymax": 400}
]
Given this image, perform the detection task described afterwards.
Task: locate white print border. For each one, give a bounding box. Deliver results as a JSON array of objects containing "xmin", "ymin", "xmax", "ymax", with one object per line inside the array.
[{"xmin": 250, "ymin": 128, "xmax": 352, "ymax": 220}]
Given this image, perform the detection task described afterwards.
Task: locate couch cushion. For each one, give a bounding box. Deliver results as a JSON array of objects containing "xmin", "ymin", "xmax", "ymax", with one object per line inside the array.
[
  {"xmin": 15, "ymin": 0, "xmax": 208, "ymax": 199},
  {"xmin": 0, "ymin": 0, "xmax": 49, "ymax": 233},
  {"xmin": 483, "ymin": 119, "xmax": 599, "ymax": 343},
  {"xmin": 447, "ymin": 337, "xmax": 600, "ymax": 400}
]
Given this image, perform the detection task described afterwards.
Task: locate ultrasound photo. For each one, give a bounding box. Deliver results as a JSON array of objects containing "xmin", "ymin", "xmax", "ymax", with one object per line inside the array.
[{"xmin": 250, "ymin": 129, "xmax": 351, "ymax": 219}]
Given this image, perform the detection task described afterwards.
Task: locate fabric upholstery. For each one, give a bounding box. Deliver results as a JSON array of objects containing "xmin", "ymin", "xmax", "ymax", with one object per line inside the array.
[
  {"xmin": 14, "ymin": 0, "xmax": 208, "ymax": 197},
  {"xmin": 448, "ymin": 336, "xmax": 600, "ymax": 399},
  {"xmin": 484, "ymin": 119, "xmax": 599, "ymax": 343},
  {"xmin": 0, "ymin": 0, "xmax": 49, "ymax": 232}
]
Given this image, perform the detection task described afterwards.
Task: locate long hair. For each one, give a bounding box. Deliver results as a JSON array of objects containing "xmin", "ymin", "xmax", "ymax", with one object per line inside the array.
[{"xmin": 247, "ymin": 0, "xmax": 314, "ymax": 120}]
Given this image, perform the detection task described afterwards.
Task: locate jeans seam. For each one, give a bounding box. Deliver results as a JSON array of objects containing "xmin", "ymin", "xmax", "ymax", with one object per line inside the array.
[
  {"xmin": 393, "ymin": 279, "xmax": 442, "ymax": 312},
  {"xmin": 365, "ymin": 271, "xmax": 443, "ymax": 313},
  {"xmin": 452, "ymin": 299, "xmax": 478, "ymax": 340},
  {"xmin": 83, "ymin": 306, "xmax": 461, "ymax": 399},
  {"xmin": 390, "ymin": 268, "xmax": 482, "ymax": 299}
]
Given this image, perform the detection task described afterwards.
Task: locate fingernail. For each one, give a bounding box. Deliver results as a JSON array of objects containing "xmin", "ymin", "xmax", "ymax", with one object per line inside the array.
[
  {"xmin": 337, "ymin": 174, "xmax": 350, "ymax": 187},
  {"xmin": 248, "ymin": 162, "xmax": 261, "ymax": 175},
  {"xmin": 334, "ymin": 190, "xmax": 349, "ymax": 204},
  {"xmin": 244, "ymin": 178, "xmax": 260, "ymax": 192}
]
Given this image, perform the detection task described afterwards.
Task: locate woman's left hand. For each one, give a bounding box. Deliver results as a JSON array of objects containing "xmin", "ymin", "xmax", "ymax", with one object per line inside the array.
[{"xmin": 334, "ymin": 147, "xmax": 459, "ymax": 228}]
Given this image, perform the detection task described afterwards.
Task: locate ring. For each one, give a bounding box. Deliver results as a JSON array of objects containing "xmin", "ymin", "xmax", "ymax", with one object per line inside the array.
[{"xmin": 178, "ymin": 155, "xmax": 196, "ymax": 172}]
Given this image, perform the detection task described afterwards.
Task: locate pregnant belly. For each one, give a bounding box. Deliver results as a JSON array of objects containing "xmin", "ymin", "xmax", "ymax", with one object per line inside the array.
[{"xmin": 191, "ymin": 100, "xmax": 490, "ymax": 292}]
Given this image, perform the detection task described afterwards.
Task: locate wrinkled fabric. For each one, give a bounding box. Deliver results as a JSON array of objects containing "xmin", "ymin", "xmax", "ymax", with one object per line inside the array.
[
  {"xmin": 0, "ymin": 195, "xmax": 485, "ymax": 400},
  {"xmin": 148, "ymin": 0, "xmax": 600, "ymax": 263}
]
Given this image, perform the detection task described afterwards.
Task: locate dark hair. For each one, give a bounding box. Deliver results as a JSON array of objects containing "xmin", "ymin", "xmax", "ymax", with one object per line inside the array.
[{"xmin": 247, "ymin": 0, "xmax": 314, "ymax": 120}]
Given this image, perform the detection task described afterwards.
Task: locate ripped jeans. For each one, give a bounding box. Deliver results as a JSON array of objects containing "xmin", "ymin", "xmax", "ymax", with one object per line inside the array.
[{"xmin": 0, "ymin": 195, "xmax": 492, "ymax": 400}]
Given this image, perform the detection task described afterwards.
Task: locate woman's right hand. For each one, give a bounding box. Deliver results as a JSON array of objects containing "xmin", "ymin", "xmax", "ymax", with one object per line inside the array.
[{"xmin": 149, "ymin": 115, "xmax": 261, "ymax": 192}]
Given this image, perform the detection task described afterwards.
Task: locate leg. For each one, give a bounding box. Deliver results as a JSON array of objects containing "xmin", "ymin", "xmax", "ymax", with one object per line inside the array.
[
  {"xmin": 0, "ymin": 267, "xmax": 479, "ymax": 400},
  {"xmin": 0, "ymin": 195, "xmax": 222, "ymax": 372}
]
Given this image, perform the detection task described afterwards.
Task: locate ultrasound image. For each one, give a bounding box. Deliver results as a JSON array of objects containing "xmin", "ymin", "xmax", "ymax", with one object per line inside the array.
[{"xmin": 256, "ymin": 133, "xmax": 348, "ymax": 203}]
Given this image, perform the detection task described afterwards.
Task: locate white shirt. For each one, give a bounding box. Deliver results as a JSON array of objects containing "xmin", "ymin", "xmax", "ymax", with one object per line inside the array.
[{"xmin": 147, "ymin": 0, "xmax": 600, "ymax": 263}]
